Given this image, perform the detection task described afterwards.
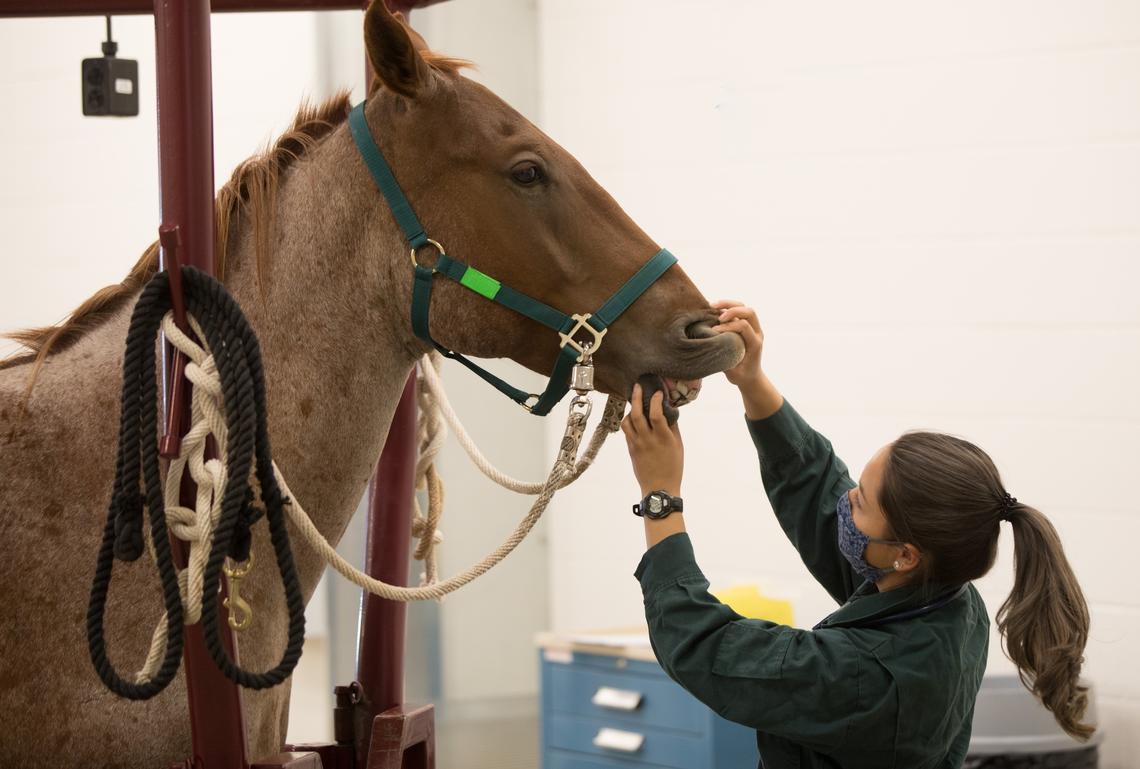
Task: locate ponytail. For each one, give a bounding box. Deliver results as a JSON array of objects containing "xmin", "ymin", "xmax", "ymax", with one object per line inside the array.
[
  {"xmin": 881, "ymin": 433, "xmax": 1095, "ymax": 741},
  {"xmin": 996, "ymin": 504, "xmax": 1095, "ymax": 740}
]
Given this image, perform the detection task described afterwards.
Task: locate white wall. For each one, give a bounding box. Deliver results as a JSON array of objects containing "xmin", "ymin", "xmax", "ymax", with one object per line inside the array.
[
  {"xmin": 0, "ymin": 11, "xmax": 341, "ymax": 355},
  {"xmin": 537, "ymin": 2, "xmax": 1140, "ymax": 767}
]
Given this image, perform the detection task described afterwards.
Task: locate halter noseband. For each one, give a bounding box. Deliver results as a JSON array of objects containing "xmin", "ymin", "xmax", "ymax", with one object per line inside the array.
[{"xmin": 349, "ymin": 101, "xmax": 676, "ymax": 416}]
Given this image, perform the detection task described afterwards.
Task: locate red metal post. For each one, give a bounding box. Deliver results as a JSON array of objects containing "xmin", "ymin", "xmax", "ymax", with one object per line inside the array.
[
  {"xmin": 153, "ymin": 1, "xmax": 250, "ymax": 767},
  {"xmin": 356, "ymin": 373, "xmax": 420, "ymax": 762}
]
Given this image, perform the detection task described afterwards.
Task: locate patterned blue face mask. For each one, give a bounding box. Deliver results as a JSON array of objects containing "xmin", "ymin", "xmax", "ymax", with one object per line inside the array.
[{"xmin": 836, "ymin": 491, "xmax": 904, "ymax": 584}]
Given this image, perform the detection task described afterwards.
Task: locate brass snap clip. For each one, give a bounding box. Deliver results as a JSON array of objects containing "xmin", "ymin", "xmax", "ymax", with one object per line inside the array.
[{"xmin": 222, "ymin": 551, "xmax": 255, "ymax": 632}]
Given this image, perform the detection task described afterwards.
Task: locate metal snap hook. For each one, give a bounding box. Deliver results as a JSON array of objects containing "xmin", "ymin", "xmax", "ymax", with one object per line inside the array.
[
  {"xmin": 222, "ymin": 551, "xmax": 255, "ymax": 632},
  {"xmin": 572, "ymin": 341, "xmax": 595, "ymax": 394},
  {"xmin": 570, "ymin": 394, "xmax": 593, "ymax": 420}
]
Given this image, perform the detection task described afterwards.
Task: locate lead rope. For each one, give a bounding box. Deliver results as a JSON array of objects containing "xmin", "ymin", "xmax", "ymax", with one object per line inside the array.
[
  {"xmin": 88, "ymin": 267, "xmax": 306, "ymax": 700},
  {"xmin": 105, "ymin": 267, "xmax": 624, "ymax": 696},
  {"xmin": 409, "ymin": 348, "xmax": 623, "ymax": 588}
]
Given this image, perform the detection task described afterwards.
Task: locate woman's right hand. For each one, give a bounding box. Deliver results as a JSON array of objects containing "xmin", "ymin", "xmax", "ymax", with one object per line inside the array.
[{"xmin": 711, "ymin": 300, "xmax": 764, "ymax": 388}]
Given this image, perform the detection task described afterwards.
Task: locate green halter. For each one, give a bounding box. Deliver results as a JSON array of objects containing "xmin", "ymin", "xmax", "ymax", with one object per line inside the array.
[{"xmin": 349, "ymin": 101, "xmax": 677, "ymax": 416}]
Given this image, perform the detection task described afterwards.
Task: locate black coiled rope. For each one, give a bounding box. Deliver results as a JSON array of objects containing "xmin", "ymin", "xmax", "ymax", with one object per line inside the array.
[{"xmin": 87, "ymin": 266, "xmax": 306, "ymax": 700}]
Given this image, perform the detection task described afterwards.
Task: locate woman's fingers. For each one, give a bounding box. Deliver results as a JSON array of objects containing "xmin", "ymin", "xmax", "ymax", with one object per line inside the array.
[
  {"xmin": 711, "ymin": 317, "xmax": 759, "ymax": 341},
  {"xmin": 648, "ymin": 390, "xmax": 668, "ymax": 430},
  {"xmin": 715, "ymin": 305, "xmax": 761, "ymax": 333},
  {"xmin": 628, "ymin": 383, "xmax": 648, "ymax": 433}
]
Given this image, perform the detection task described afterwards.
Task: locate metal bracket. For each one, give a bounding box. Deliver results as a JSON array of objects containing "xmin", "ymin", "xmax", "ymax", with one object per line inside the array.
[{"xmin": 559, "ymin": 313, "xmax": 607, "ymax": 358}]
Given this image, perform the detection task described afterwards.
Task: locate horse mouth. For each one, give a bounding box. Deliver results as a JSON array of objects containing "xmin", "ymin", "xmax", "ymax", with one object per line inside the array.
[{"xmin": 635, "ymin": 373, "xmax": 702, "ymax": 425}]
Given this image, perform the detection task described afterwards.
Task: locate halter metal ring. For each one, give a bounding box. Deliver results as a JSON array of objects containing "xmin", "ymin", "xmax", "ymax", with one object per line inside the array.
[
  {"xmin": 522, "ymin": 393, "xmax": 542, "ymax": 413},
  {"xmin": 410, "ymin": 238, "xmax": 446, "ymax": 269},
  {"xmin": 559, "ymin": 313, "xmax": 608, "ymax": 358}
]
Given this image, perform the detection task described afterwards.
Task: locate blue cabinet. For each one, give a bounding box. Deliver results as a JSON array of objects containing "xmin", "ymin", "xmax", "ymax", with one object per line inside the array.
[{"xmin": 539, "ymin": 644, "xmax": 758, "ymax": 769}]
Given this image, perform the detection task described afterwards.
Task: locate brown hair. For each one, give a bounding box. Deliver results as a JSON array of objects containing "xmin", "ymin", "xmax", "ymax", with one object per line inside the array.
[{"xmin": 879, "ymin": 432, "xmax": 1094, "ymax": 741}]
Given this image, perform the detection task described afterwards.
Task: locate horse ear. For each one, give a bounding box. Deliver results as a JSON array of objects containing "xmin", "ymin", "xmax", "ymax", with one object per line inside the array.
[
  {"xmin": 364, "ymin": 1, "xmax": 431, "ymax": 98},
  {"xmin": 392, "ymin": 11, "xmax": 431, "ymax": 54}
]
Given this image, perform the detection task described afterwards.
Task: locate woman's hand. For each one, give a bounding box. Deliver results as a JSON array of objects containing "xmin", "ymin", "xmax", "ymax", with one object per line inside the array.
[
  {"xmin": 622, "ymin": 383, "xmax": 683, "ymax": 497},
  {"xmin": 711, "ymin": 300, "xmax": 764, "ymax": 388},
  {"xmin": 712, "ymin": 301, "xmax": 784, "ymax": 419}
]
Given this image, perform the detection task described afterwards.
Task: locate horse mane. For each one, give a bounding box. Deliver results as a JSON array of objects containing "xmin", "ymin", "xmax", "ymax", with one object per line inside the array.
[{"xmin": 2, "ymin": 51, "xmax": 472, "ymax": 403}]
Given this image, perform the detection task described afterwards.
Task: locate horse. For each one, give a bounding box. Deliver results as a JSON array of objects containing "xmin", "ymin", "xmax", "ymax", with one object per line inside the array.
[{"xmin": 0, "ymin": 3, "xmax": 742, "ymax": 765}]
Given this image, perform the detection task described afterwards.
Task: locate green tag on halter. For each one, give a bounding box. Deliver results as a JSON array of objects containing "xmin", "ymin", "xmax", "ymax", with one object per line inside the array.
[{"xmin": 459, "ymin": 267, "xmax": 502, "ymax": 301}]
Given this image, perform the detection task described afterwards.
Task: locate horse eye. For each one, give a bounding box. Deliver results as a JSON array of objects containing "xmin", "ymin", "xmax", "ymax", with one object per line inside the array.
[{"xmin": 511, "ymin": 162, "xmax": 544, "ymax": 186}]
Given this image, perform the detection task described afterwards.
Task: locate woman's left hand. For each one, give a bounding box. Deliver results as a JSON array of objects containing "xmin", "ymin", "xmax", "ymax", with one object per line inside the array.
[{"xmin": 622, "ymin": 383, "xmax": 684, "ymax": 496}]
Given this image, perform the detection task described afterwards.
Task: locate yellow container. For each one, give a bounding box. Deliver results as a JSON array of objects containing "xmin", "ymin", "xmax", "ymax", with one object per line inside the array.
[{"xmin": 712, "ymin": 584, "xmax": 794, "ymax": 627}]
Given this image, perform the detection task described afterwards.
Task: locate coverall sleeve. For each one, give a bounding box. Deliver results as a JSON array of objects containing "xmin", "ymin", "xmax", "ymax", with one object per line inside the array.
[
  {"xmin": 746, "ymin": 400, "xmax": 862, "ymax": 604},
  {"xmin": 635, "ymin": 533, "xmax": 859, "ymax": 752}
]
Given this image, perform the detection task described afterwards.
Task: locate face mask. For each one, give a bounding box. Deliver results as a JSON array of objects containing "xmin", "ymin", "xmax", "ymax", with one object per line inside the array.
[{"xmin": 836, "ymin": 491, "xmax": 903, "ymax": 583}]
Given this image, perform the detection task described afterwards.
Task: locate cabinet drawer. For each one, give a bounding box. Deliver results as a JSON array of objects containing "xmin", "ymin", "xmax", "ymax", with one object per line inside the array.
[
  {"xmin": 547, "ymin": 714, "xmax": 710, "ymax": 769},
  {"xmin": 547, "ymin": 663, "xmax": 707, "ymax": 734}
]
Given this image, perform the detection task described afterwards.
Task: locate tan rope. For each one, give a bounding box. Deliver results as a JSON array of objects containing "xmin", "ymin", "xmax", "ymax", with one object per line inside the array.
[
  {"xmin": 137, "ymin": 314, "xmax": 231, "ymax": 682},
  {"xmin": 136, "ymin": 316, "xmax": 625, "ymax": 676},
  {"xmin": 408, "ymin": 350, "xmax": 625, "ymax": 587}
]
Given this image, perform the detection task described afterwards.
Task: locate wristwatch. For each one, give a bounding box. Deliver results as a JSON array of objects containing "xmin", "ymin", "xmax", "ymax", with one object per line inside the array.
[{"xmin": 633, "ymin": 490, "xmax": 684, "ymax": 520}]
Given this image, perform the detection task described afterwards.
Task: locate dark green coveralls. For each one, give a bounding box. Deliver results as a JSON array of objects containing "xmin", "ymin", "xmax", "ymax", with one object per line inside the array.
[{"xmin": 634, "ymin": 401, "xmax": 990, "ymax": 768}]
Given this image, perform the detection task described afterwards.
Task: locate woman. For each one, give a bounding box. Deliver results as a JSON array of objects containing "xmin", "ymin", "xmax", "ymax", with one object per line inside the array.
[{"xmin": 622, "ymin": 300, "xmax": 1094, "ymax": 769}]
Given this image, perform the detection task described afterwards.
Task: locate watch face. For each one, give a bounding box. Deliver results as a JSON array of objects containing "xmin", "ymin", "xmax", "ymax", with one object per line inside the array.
[{"xmin": 648, "ymin": 495, "xmax": 664, "ymax": 514}]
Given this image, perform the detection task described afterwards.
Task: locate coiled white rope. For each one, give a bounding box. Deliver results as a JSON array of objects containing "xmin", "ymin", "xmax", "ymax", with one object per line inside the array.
[{"xmin": 135, "ymin": 318, "xmax": 624, "ymax": 679}]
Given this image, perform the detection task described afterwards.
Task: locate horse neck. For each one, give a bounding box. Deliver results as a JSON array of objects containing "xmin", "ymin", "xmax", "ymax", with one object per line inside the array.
[{"xmin": 207, "ymin": 122, "xmax": 422, "ymax": 589}]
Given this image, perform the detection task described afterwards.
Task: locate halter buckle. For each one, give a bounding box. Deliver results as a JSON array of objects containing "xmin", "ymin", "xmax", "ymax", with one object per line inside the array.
[
  {"xmin": 410, "ymin": 238, "xmax": 446, "ymax": 269},
  {"xmin": 559, "ymin": 313, "xmax": 608, "ymax": 359}
]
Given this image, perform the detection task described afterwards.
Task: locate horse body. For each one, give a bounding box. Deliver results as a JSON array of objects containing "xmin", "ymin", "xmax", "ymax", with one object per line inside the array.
[
  {"xmin": 0, "ymin": 4, "xmax": 742, "ymax": 765},
  {"xmin": 0, "ymin": 96, "xmax": 421, "ymax": 764}
]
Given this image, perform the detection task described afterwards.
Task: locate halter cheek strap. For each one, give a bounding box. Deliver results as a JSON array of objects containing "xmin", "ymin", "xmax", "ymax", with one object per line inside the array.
[{"xmin": 349, "ymin": 101, "xmax": 676, "ymax": 416}]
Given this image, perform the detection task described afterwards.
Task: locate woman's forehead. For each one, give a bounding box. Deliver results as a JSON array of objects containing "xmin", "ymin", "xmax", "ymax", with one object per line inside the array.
[{"xmin": 858, "ymin": 445, "xmax": 892, "ymax": 499}]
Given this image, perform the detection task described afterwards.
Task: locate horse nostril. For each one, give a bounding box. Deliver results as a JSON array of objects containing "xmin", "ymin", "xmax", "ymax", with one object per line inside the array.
[{"xmin": 684, "ymin": 319, "xmax": 717, "ymax": 340}]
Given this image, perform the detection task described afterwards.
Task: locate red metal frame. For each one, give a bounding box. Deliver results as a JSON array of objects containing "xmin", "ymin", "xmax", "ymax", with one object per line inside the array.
[
  {"xmin": 1, "ymin": 1, "xmax": 429, "ymax": 767},
  {"xmin": 0, "ymin": 1, "xmax": 362, "ymax": 16}
]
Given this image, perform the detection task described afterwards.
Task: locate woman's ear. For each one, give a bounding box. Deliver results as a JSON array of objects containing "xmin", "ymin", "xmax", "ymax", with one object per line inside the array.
[
  {"xmin": 895, "ymin": 544, "xmax": 922, "ymax": 572},
  {"xmin": 364, "ymin": 0, "xmax": 431, "ymax": 98}
]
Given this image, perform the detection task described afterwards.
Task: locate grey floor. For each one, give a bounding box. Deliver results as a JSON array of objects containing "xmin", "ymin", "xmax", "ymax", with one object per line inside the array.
[{"xmin": 436, "ymin": 712, "xmax": 540, "ymax": 769}]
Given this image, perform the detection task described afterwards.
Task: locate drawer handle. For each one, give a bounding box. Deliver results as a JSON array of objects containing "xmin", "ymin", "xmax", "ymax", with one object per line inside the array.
[
  {"xmin": 592, "ymin": 727, "xmax": 645, "ymax": 754},
  {"xmin": 591, "ymin": 686, "xmax": 643, "ymax": 711}
]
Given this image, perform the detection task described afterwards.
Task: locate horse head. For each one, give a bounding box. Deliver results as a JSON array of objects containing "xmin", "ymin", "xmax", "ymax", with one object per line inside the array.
[{"xmin": 358, "ymin": 3, "xmax": 744, "ymax": 416}]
